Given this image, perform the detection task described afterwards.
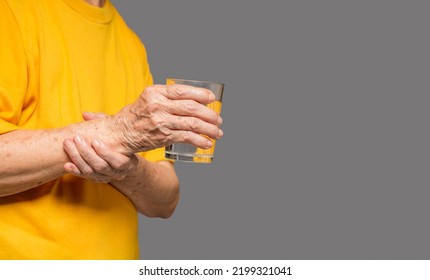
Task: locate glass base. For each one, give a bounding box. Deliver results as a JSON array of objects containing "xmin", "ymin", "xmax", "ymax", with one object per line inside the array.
[{"xmin": 165, "ymin": 151, "xmax": 213, "ymax": 163}]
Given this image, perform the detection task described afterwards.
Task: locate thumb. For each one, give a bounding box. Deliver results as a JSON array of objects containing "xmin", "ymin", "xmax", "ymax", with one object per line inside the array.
[{"xmin": 82, "ymin": 111, "xmax": 108, "ymax": 121}]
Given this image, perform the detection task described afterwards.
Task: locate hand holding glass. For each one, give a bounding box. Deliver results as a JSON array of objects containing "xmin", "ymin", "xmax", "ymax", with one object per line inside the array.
[{"xmin": 165, "ymin": 78, "xmax": 224, "ymax": 163}]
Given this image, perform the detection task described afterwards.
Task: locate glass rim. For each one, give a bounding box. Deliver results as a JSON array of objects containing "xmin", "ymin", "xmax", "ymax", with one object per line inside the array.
[{"xmin": 166, "ymin": 78, "xmax": 224, "ymax": 87}]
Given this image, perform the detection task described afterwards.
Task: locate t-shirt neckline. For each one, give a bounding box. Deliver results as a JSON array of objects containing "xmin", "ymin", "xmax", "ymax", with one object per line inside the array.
[{"xmin": 62, "ymin": 0, "xmax": 114, "ymax": 24}]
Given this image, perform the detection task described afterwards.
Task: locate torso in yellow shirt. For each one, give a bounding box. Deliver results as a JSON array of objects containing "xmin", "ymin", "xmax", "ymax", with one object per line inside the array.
[{"xmin": 0, "ymin": 0, "xmax": 164, "ymax": 259}]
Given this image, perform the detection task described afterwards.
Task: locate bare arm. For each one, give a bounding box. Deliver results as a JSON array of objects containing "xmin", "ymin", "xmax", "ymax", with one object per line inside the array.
[
  {"xmin": 0, "ymin": 119, "xmax": 114, "ymax": 196},
  {"xmin": 63, "ymin": 128, "xmax": 180, "ymax": 218},
  {"xmin": 112, "ymin": 159, "xmax": 180, "ymax": 218},
  {"xmin": 1, "ymin": 84, "xmax": 222, "ymax": 217}
]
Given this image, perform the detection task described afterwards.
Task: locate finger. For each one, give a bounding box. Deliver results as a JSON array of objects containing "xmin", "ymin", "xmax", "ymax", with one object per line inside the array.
[
  {"xmin": 171, "ymin": 130, "xmax": 214, "ymax": 149},
  {"xmin": 92, "ymin": 139, "xmax": 136, "ymax": 172},
  {"xmin": 82, "ymin": 111, "xmax": 108, "ymax": 121},
  {"xmin": 168, "ymin": 116, "xmax": 223, "ymax": 140},
  {"xmin": 64, "ymin": 162, "xmax": 82, "ymax": 175},
  {"xmin": 149, "ymin": 84, "xmax": 215, "ymax": 104},
  {"xmin": 64, "ymin": 138, "xmax": 95, "ymax": 176},
  {"xmin": 64, "ymin": 162, "xmax": 111, "ymax": 183},
  {"xmin": 73, "ymin": 135, "xmax": 114, "ymax": 176},
  {"xmin": 168, "ymin": 99, "xmax": 221, "ymax": 125}
]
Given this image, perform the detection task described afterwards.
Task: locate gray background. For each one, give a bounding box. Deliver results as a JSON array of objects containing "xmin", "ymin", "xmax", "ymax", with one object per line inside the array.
[{"xmin": 112, "ymin": 0, "xmax": 430, "ymax": 259}]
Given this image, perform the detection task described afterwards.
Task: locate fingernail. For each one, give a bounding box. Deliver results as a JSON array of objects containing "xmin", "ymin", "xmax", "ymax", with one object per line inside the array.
[
  {"xmin": 75, "ymin": 135, "xmax": 83, "ymax": 143},
  {"xmin": 217, "ymin": 116, "xmax": 223, "ymax": 125},
  {"xmin": 93, "ymin": 139, "xmax": 103, "ymax": 147},
  {"xmin": 206, "ymin": 140, "xmax": 213, "ymax": 148},
  {"xmin": 218, "ymin": 129, "xmax": 224, "ymax": 138},
  {"xmin": 209, "ymin": 93, "xmax": 216, "ymax": 102},
  {"xmin": 64, "ymin": 163, "xmax": 72, "ymax": 173}
]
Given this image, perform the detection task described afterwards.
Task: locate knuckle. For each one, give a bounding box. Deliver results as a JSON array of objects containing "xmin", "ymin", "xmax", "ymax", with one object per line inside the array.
[
  {"xmin": 94, "ymin": 162, "xmax": 109, "ymax": 172},
  {"xmin": 172, "ymin": 85, "xmax": 185, "ymax": 96},
  {"xmin": 159, "ymin": 124, "xmax": 172, "ymax": 136},
  {"xmin": 182, "ymin": 130, "xmax": 192, "ymax": 142},
  {"xmin": 117, "ymin": 161, "xmax": 129, "ymax": 171},
  {"xmin": 144, "ymin": 85, "xmax": 157, "ymax": 96},
  {"xmin": 146, "ymin": 102, "xmax": 162, "ymax": 113},
  {"xmin": 112, "ymin": 158, "xmax": 128, "ymax": 170},
  {"xmin": 142, "ymin": 86, "xmax": 163, "ymax": 102},
  {"xmin": 162, "ymin": 134, "xmax": 174, "ymax": 146},
  {"xmin": 152, "ymin": 116, "xmax": 168, "ymax": 132},
  {"xmin": 187, "ymin": 118, "xmax": 199, "ymax": 130},
  {"xmin": 184, "ymin": 100, "xmax": 197, "ymax": 112},
  {"xmin": 167, "ymin": 85, "xmax": 185, "ymax": 98},
  {"xmin": 82, "ymin": 168, "xmax": 94, "ymax": 177}
]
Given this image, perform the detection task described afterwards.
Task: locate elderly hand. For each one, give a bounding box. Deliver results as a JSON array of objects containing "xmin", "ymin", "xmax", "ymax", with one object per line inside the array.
[
  {"xmin": 108, "ymin": 84, "xmax": 223, "ymax": 155},
  {"xmin": 64, "ymin": 112, "xmax": 139, "ymax": 183}
]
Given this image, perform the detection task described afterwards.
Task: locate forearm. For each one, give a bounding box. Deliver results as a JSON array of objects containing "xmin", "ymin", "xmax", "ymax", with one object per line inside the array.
[
  {"xmin": 0, "ymin": 118, "xmax": 116, "ymax": 196},
  {"xmin": 0, "ymin": 129, "xmax": 68, "ymax": 196},
  {"xmin": 111, "ymin": 158, "xmax": 180, "ymax": 218}
]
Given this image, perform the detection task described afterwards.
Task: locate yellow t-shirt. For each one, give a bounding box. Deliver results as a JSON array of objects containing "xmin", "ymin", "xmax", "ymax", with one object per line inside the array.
[{"xmin": 0, "ymin": 0, "xmax": 164, "ymax": 259}]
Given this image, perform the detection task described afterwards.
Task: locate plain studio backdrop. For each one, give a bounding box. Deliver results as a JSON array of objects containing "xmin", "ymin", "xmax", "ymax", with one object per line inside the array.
[{"xmin": 112, "ymin": 0, "xmax": 430, "ymax": 259}]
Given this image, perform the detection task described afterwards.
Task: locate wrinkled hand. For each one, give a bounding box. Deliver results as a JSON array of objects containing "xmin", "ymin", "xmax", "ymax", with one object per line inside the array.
[
  {"xmin": 64, "ymin": 112, "xmax": 139, "ymax": 183},
  {"xmin": 110, "ymin": 84, "xmax": 223, "ymax": 155}
]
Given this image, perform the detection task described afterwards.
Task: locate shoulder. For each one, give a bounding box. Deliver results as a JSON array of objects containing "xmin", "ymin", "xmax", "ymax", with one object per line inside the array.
[
  {"xmin": 0, "ymin": 0, "xmax": 26, "ymax": 44},
  {"xmin": 1, "ymin": 0, "xmax": 41, "ymax": 38},
  {"xmin": 111, "ymin": 6, "xmax": 149, "ymax": 60},
  {"xmin": 1, "ymin": 0, "xmax": 40, "ymax": 17}
]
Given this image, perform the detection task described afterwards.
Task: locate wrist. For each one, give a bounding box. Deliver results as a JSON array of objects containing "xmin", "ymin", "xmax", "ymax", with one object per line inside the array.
[
  {"xmin": 110, "ymin": 154, "xmax": 145, "ymax": 185},
  {"xmin": 108, "ymin": 105, "xmax": 142, "ymax": 156}
]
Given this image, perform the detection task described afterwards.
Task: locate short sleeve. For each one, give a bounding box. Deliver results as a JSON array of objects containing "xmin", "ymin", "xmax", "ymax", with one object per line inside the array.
[
  {"xmin": 0, "ymin": 0, "xmax": 28, "ymax": 135},
  {"xmin": 140, "ymin": 42, "xmax": 154, "ymax": 91}
]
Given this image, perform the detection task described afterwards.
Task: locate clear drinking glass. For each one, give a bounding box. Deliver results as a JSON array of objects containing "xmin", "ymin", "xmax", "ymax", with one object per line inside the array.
[{"xmin": 164, "ymin": 78, "xmax": 224, "ymax": 163}]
